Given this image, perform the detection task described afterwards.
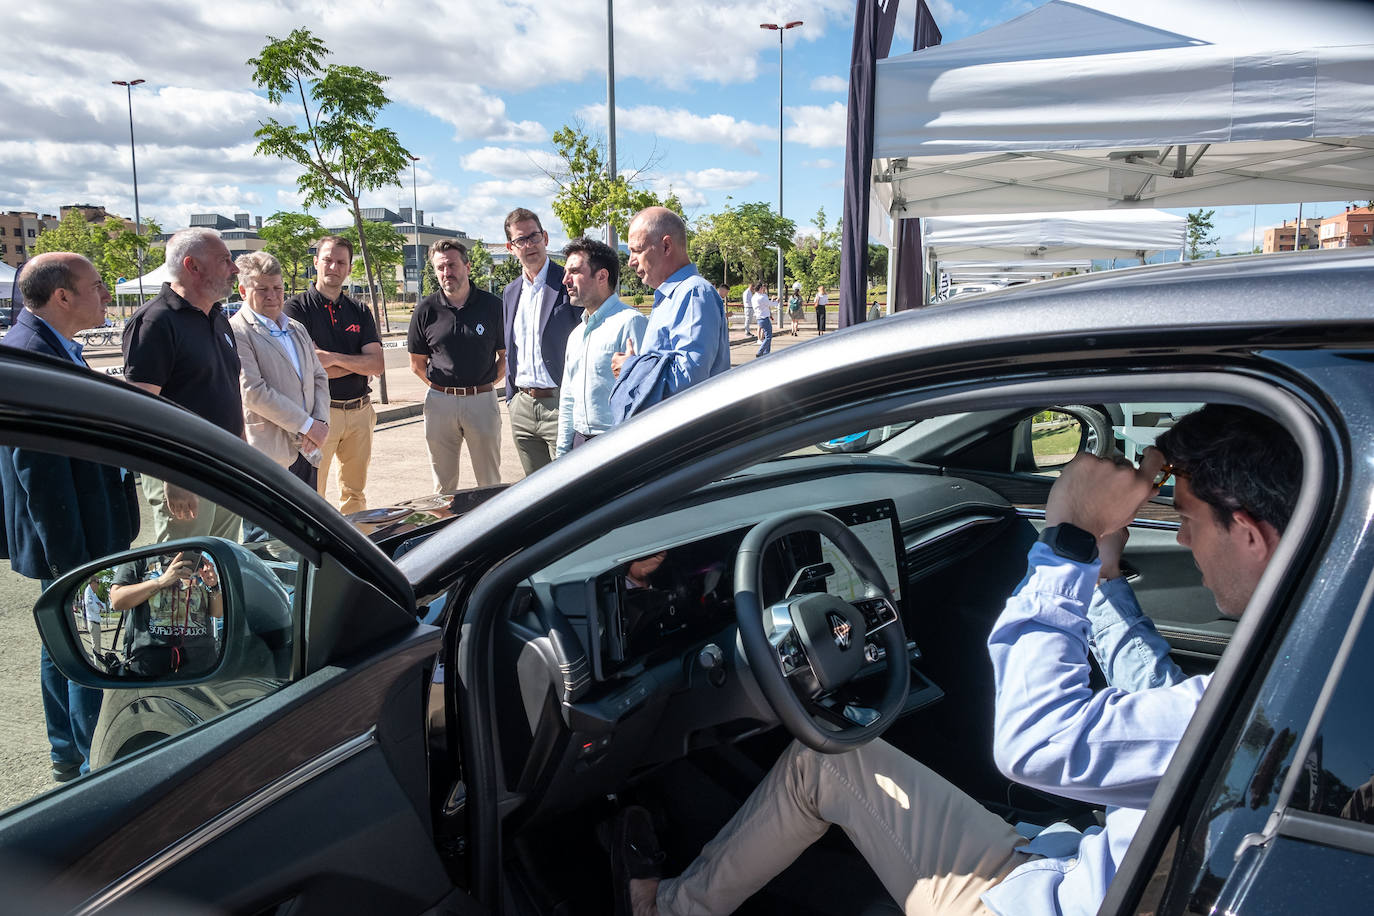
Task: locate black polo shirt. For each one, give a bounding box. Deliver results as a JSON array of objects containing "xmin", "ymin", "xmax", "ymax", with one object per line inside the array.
[
  {"xmin": 123, "ymin": 283, "xmax": 244, "ymax": 436},
  {"xmin": 284, "ymin": 286, "xmax": 381, "ymax": 400},
  {"xmin": 407, "ymin": 287, "xmax": 504, "ymax": 388}
]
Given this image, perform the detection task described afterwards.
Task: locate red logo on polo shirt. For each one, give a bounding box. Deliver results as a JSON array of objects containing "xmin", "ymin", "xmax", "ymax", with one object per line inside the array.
[{"xmin": 345, "ymin": 323, "xmax": 361, "ymax": 333}]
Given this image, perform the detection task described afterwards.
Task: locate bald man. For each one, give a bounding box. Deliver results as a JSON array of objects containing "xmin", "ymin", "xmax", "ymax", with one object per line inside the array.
[
  {"xmin": 611, "ymin": 207, "xmax": 729, "ymax": 418},
  {"xmin": 0, "ymin": 252, "xmax": 140, "ymax": 781}
]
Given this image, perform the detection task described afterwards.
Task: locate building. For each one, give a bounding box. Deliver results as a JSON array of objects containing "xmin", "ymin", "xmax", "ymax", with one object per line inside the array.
[
  {"xmin": 1262, "ymin": 217, "xmax": 1322, "ymax": 253},
  {"xmin": 184, "ymin": 213, "xmax": 268, "ymax": 259},
  {"xmin": 1319, "ymin": 205, "xmax": 1374, "ymax": 249},
  {"xmin": 0, "ymin": 211, "xmax": 59, "ymax": 269},
  {"xmin": 60, "ymin": 203, "xmax": 136, "ymax": 234},
  {"xmin": 326, "ymin": 207, "xmax": 475, "ymax": 295}
]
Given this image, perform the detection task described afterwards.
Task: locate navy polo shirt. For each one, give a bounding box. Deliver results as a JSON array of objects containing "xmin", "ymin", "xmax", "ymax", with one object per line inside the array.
[
  {"xmin": 407, "ymin": 287, "xmax": 504, "ymax": 388},
  {"xmin": 284, "ymin": 286, "xmax": 380, "ymax": 400},
  {"xmin": 123, "ymin": 283, "xmax": 244, "ymax": 436}
]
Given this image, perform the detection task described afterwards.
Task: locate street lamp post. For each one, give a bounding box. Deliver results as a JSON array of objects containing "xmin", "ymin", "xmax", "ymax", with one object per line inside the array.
[
  {"xmin": 409, "ymin": 154, "xmax": 421, "ymax": 300},
  {"xmin": 112, "ymin": 78, "xmax": 146, "ymax": 307},
  {"xmin": 760, "ymin": 20, "xmax": 802, "ymax": 297}
]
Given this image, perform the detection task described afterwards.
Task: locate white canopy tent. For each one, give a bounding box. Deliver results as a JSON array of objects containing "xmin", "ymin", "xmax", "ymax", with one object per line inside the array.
[
  {"xmin": 940, "ymin": 259, "xmax": 1091, "ymax": 281},
  {"xmin": 0, "ymin": 261, "xmax": 16, "ymax": 299},
  {"xmin": 871, "ymin": 0, "xmax": 1374, "ymax": 233},
  {"xmin": 114, "ymin": 263, "xmax": 174, "ymax": 297},
  {"xmin": 924, "ymin": 209, "xmax": 1185, "ymax": 263}
]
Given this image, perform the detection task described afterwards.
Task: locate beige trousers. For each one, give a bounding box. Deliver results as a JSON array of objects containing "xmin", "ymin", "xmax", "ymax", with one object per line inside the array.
[
  {"xmin": 423, "ymin": 388, "xmax": 502, "ymax": 491},
  {"xmin": 141, "ymin": 476, "xmax": 242, "ymax": 543},
  {"xmin": 658, "ymin": 739, "xmax": 1028, "ymax": 916},
  {"xmin": 509, "ymin": 388, "xmax": 560, "ymax": 475},
  {"xmin": 317, "ymin": 401, "xmax": 376, "ymax": 516}
]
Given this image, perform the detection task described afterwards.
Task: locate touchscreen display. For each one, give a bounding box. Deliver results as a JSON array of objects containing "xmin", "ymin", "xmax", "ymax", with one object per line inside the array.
[{"xmin": 820, "ymin": 517, "xmax": 903, "ymax": 602}]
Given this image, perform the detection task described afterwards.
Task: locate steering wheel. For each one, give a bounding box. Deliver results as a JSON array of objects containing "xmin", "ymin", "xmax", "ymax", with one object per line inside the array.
[{"xmin": 735, "ymin": 509, "xmax": 910, "ymax": 753}]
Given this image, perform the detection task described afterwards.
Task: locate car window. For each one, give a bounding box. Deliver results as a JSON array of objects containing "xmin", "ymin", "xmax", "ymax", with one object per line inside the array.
[{"xmin": 0, "ymin": 446, "xmax": 306, "ymax": 811}]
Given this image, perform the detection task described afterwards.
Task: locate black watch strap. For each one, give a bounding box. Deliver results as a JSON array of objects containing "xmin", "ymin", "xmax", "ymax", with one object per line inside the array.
[{"xmin": 1039, "ymin": 524, "xmax": 1099, "ymax": 563}]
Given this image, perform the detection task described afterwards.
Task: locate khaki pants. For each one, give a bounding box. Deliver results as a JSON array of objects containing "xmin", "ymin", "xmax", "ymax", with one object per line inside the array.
[
  {"xmin": 509, "ymin": 389, "xmax": 560, "ymax": 475},
  {"xmin": 141, "ymin": 475, "xmax": 242, "ymax": 543},
  {"xmin": 318, "ymin": 401, "xmax": 375, "ymax": 516},
  {"xmin": 658, "ymin": 740, "xmax": 1028, "ymax": 916},
  {"xmin": 423, "ymin": 388, "xmax": 502, "ymax": 491}
]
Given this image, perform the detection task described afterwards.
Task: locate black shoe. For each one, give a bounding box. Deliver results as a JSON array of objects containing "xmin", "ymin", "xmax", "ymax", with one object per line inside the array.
[
  {"xmin": 51, "ymin": 761, "xmax": 81, "ymax": 783},
  {"xmin": 608, "ymin": 806, "xmax": 664, "ymax": 916}
]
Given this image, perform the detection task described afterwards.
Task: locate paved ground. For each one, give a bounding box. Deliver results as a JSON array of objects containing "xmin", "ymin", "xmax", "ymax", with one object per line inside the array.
[{"xmin": 0, "ymin": 306, "xmax": 827, "ymax": 811}]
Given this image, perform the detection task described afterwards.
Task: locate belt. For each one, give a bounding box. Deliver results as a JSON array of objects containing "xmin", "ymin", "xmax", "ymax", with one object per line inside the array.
[
  {"xmin": 428, "ymin": 381, "xmax": 494, "ymax": 396},
  {"xmin": 330, "ymin": 395, "xmax": 371, "ymax": 410},
  {"xmin": 519, "ymin": 386, "xmax": 558, "ymax": 399}
]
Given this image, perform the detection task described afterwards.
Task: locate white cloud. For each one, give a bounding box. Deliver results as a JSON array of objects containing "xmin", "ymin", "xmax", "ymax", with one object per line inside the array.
[
  {"xmin": 581, "ymin": 104, "xmax": 773, "ymax": 154},
  {"xmin": 784, "ymin": 102, "xmax": 847, "ymax": 149},
  {"xmin": 682, "ymin": 168, "xmax": 762, "ymax": 190},
  {"xmin": 459, "ymin": 147, "xmax": 563, "ymax": 178},
  {"xmin": 804, "ymin": 158, "xmax": 837, "ymax": 169},
  {"xmin": 810, "ymin": 75, "xmax": 848, "ymax": 93}
]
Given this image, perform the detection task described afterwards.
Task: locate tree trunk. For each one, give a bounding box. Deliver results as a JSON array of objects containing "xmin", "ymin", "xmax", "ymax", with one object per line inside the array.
[{"xmin": 349, "ymin": 201, "xmax": 389, "ymax": 404}]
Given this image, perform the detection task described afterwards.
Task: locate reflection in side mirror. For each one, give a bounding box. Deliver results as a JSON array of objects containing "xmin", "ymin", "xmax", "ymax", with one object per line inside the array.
[
  {"xmin": 73, "ymin": 549, "xmax": 225, "ymax": 679},
  {"xmin": 1031, "ymin": 410, "xmax": 1086, "ymax": 470}
]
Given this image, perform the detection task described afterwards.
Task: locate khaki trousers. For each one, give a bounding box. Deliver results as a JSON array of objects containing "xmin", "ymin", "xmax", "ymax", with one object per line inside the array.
[
  {"xmin": 318, "ymin": 401, "xmax": 375, "ymax": 516},
  {"xmin": 423, "ymin": 388, "xmax": 502, "ymax": 491},
  {"xmin": 509, "ymin": 389, "xmax": 560, "ymax": 475},
  {"xmin": 141, "ymin": 475, "xmax": 242, "ymax": 543},
  {"xmin": 658, "ymin": 740, "xmax": 1028, "ymax": 916}
]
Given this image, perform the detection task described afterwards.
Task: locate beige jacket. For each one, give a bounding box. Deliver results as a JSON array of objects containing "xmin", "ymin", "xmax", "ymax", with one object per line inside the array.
[{"xmin": 229, "ymin": 307, "xmax": 330, "ymax": 468}]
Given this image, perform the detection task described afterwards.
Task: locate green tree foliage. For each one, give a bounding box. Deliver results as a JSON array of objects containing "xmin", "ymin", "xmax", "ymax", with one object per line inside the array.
[
  {"xmin": 259, "ymin": 211, "xmax": 325, "ymax": 294},
  {"xmin": 30, "ymin": 211, "xmax": 105, "ymax": 268},
  {"xmin": 491, "ymin": 253, "xmax": 522, "ymax": 292},
  {"xmin": 31, "ymin": 212, "xmax": 164, "ymax": 295},
  {"xmin": 248, "ymin": 27, "xmax": 410, "ymax": 349},
  {"xmin": 341, "ymin": 220, "xmax": 406, "ymax": 295},
  {"xmin": 691, "ymin": 200, "xmax": 795, "ymax": 288},
  {"xmin": 867, "ymin": 243, "xmax": 888, "ymax": 283},
  {"xmin": 543, "ymin": 122, "xmax": 671, "ymax": 240},
  {"xmin": 1186, "ymin": 208, "xmax": 1219, "ymax": 260},
  {"xmin": 421, "ymin": 257, "xmax": 439, "ymax": 297},
  {"xmin": 783, "ymin": 207, "xmax": 840, "ymax": 298},
  {"xmin": 465, "ymin": 242, "xmax": 494, "ymax": 293}
]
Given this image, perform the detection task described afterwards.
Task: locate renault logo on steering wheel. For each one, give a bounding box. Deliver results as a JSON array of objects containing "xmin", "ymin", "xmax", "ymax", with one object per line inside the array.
[{"xmin": 827, "ymin": 611, "xmax": 852, "ymax": 650}]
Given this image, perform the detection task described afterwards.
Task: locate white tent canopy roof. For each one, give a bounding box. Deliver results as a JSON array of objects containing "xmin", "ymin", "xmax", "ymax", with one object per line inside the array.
[
  {"xmin": 924, "ymin": 209, "xmax": 1184, "ymax": 261},
  {"xmin": 114, "ymin": 263, "xmax": 174, "ymax": 297},
  {"xmin": 872, "ymin": 0, "xmax": 1374, "ymax": 224},
  {"xmin": 0, "ymin": 260, "xmax": 16, "ymax": 298},
  {"xmin": 941, "ymin": 259, "xmax": 1092, "ymax": 280}
]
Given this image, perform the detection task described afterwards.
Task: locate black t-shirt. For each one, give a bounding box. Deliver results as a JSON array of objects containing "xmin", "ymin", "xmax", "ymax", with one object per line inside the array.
[
  {"xmin": 284, "ymin": 286, "xmax": 381, "ymax": 400},
  {"xmin": 407, "ymin": 287, "xmax": 505, "ymax": 388},
  {"xmin": 112, "ymin": 556, "xmax": 219, "ymax": 675},
  {"xmin": 122, "ymin": 283, "xmax": 244, "ymax": 435}
]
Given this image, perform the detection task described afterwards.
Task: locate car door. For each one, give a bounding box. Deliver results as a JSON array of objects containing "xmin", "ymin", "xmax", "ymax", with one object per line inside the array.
[{"xmin": 0, "ymin": 349, "xmax": 479, "ymax": 914}]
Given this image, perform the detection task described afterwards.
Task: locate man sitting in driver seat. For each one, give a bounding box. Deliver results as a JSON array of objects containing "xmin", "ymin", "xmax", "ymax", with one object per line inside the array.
[{"xmin": 613, "ymin": 405, "xmax": 1299, "ymax": 916}]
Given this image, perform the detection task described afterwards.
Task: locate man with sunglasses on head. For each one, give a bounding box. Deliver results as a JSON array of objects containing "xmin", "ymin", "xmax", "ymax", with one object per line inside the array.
[
  {"xmin": 610, "ymin": 405, "xmax": 1300, "ymax": 916},
  {"xmin": 501, "ymin": 208, "xmax": 582, "ymax": 475}
]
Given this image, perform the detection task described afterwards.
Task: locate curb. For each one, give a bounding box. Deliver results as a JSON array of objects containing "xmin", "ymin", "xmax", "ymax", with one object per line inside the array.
[{"xmin": 376, "ymin": 402, "xmax": 423, "ymax": 423}]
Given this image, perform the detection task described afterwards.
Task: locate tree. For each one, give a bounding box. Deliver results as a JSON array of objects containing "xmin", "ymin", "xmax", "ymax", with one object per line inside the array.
[
  {"xmin": 259, "ymin": 211, "xmax": 325, "ymax": 294},
  {"xmin": 491, "ymin": 254, "xmax": 522, "ymax": 292},
  {"xmin": 1186, "ymin": 209, "xmax": 1219, "ymax": 260},
  {"xmin": 867, "ymin": 243, "xmax": 888, "ymax": 284},
  {"xmin": 467, "ymin": 243, "xmax": 494, "ymax": 293},
  {"xmin": 341, "ymin": 219, "xmax": 407, "ymax": 298},
  {"xmin": 100, "ymin": 217, "xmax": 163, "ymax": 291},
  {"xmin": 30, "ymin": 210, "xmax": 106, "ymax": 269},
  {"xmin": 693, "ymin": 201, "xmax": 795, "ymax": 287},
  {"xmin": 249, "ymin": 27, "xmax": 411, "ymax": 399},
  {"xmin": 784, "ymin": 207, "xmax": 840, "ymax": 298},
  {"xmin": 541, "ymin": 121, "xmax": 667, "ymax": 240}
]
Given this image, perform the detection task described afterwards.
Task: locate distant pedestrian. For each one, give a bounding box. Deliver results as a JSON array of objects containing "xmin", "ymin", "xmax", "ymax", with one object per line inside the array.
[
  {"xmin": 787, "ymin": 287, "xmax": 802, "ymax": 335},
  {"xmin": 408, "ymin": 240, "xmax": 505, "ymax": 491},
  {"xmin": 741, "ymin": 281, "xmax": 755, "ymax": 336},
  {"xmin": 556, "ymin": 238, "xmax": 647, "ymax": 455},
  {"xmin": 284, "ymin": 236, "xmax": 383, "ymax": 515},
  {"xmin": 123, "ymin": 228, "xmax": 242, "ymax": 542},
  {"xmin": 229, "ymin": 251, "xmax": 330, "ymax": 488},
  {"xmin": 501, "ymin": 208, "xmax": 581, "ymax": 475},
  {"xmin": 753, "ymin": 282, "xmax": 775, "ymax": 357},
  {"xmin": 815, "ymin": 285, "xmax": 829, "ymax": 335}
]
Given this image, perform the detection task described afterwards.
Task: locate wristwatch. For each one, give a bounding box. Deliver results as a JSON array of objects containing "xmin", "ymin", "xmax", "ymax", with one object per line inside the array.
[{"xmin": 1039, "ymin": 523, "xmax": 1099, "ymax": 563}]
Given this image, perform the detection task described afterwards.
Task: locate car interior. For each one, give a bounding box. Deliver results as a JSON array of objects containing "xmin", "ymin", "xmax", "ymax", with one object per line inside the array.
[{"xmin": 406, "ymin": 399, "xmax": 1236, "ymax": 914}]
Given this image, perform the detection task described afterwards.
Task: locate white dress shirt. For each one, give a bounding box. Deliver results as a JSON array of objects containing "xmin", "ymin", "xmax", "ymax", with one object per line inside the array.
[
  {"xmin": 753, "ymin": 294, "xmax": 775, "ymax": 323},
  {"xmin": 514, "ymin": 258, "xmax": 558, "ymax": 389}
]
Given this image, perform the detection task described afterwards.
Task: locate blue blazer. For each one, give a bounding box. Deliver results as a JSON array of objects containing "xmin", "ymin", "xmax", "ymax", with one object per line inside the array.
[
  {"xmin": 0, "ymin": 308, "xmax": 140, "ymax": 580},
  {"xmin": 501, "ymin": 260, "xmax": 581, "ymax": 401}
]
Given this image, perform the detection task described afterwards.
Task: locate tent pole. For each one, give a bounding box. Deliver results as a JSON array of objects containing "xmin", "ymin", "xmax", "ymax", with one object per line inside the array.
[{"xmin": 885, "ymin": 211, "xmax": 898, "ymax": 317}]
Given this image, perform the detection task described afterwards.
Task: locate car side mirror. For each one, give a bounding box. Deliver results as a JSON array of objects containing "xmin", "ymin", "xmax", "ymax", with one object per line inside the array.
[
  {"xmin": 33, "ymin": 537, "xmax": 295, "ymax": 688},
  {"xmin": 1027, "ymin": 405, "xmax": 1113, "ymax": 471}
]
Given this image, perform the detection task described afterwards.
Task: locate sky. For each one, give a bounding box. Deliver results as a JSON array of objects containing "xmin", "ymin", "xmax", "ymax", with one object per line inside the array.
[{"xmin": 0, "ymin": 0, "xmax": 1358, "ymax": 257}]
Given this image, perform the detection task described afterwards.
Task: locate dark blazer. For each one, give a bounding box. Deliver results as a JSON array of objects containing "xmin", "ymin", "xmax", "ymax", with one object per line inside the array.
[
  {"xmin": 501, "ymin": 259, "xmax": 581, "ymax": 401},
  {"xmin": 0, "ymin": 308, "xmax": 140, "ymax": 580}
]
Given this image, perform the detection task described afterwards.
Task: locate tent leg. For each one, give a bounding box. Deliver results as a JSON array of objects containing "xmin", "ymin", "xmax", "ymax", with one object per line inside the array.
[{"xmin": 885, "ymin": 212, "xmax": 898, "ymax": 317}]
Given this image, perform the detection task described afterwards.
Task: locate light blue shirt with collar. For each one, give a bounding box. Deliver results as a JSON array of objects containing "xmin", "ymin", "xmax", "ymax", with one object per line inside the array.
[
  {"xmin": 642, "ymin": 263, "xmax": 729, "ymax": 395},
  {"xmin": 251, "ymin": 308, "xmax": 303, "ymax": 378},
  {"xmin": 556, "ymin": 294, "xmax": 647, "ymax": 456},
  {"xmin": 982, "ymin": 542, "xmax": 1208, "ymax": 916},
  {"xmin": 32, "ymin": 313, "xmax": 86, "ymax": 366}
]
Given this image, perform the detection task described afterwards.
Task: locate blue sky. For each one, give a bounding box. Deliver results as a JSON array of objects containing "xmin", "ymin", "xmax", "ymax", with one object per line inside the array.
[{"xmin": 0, "ymin": 0, "xmax": 1357, "ymax": 255}]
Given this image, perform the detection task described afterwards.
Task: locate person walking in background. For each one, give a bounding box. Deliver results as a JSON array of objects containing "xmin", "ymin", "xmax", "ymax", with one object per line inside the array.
[
  {"xmin": 500, "ymin": 208, "xmax": 581, "ymax": 475},
  {"xmin": 0, "ymin": 252, "xmax": 140, "ymax": 781},
  {"xmin": 285, "ymin": 236, "xmax": 383, "ymax": 515},
  {"xmin": 409, "ymin": 240, "xmax": 506, "ymax": 491},
  {"xmin": 556, "ymin": 238, "xmax": 647, "ymax": 455},
  {"xmin": 787, "ymin": 286, "xmax": 802, "ymax": 336},
  {"xmin": 815, "ymin": 285, "xmax": 829, "ymax": 335},
  {"xmin": 753, "ymin": 282, "xmax": 774, "ymax": 357},
  {"xmin": 229, "ymin": 251, "xmax": 329, "ymax": 488},
  {"xmin": 741, "ymin": 279, "xmax": 754, "ymax": 337}
]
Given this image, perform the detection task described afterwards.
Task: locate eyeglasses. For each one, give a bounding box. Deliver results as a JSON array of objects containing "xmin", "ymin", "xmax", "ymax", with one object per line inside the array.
[
  {"xmin": 1152, "ymin": 463, "xmax": 1189, "ymax": 488},
  {"xmin": 509, "ymin": 231, "xmax": 545, "ymax": 249}
]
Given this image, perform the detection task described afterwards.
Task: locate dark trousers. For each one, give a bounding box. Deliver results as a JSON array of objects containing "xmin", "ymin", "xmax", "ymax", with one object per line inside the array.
[
  {"xmin": 288, "ymin": 452, "xmax": 319, "ymax": 489},
  {"xmin": 39, "ymin": 578, "xmax": 101, "ymax": 773},
  {"xmin": 816, "ymin": 306, "xmax": 827, "ymax": 334},
  {"xmin": 756, "ymin": 318, "xmax": 773, "ymax": 357}
]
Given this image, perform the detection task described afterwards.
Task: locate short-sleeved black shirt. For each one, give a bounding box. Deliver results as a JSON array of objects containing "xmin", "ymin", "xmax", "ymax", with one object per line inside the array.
[
  {"xmin": 407, "ymin": 287, "xmax": 505, "ymax": 388},
  {"xmin": 284, "ymin": 286, "xmax": 381, "ymax": 400},
  {"xmin": 122, "ymin": 283, "xmax": 244, "ymax": 436}
]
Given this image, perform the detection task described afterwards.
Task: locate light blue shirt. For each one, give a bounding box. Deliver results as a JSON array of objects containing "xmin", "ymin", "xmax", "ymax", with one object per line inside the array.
[
  {"xmin": 983, "ymin": 542, "xmax": 1208, "ymax": 916},
  {"xmin": 252, "ymin": 309, "xmax": 303, "ymax": 378},
  {"xmin": 642, "ymin": 264, "xmax": 730, "ymax": 395},
  {"xmin": 557, "ymin": 295, "xmax": 647, "ymax": 456},
  {"xmin": 32, "ymin": 313, "xmax": 85, "ymax": 366}
]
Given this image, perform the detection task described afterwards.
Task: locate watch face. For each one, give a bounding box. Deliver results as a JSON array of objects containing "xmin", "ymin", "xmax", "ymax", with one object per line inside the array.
[{"xmin": 1045, "ymin": 524, "xmax": 1098, "ymax": 562}]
